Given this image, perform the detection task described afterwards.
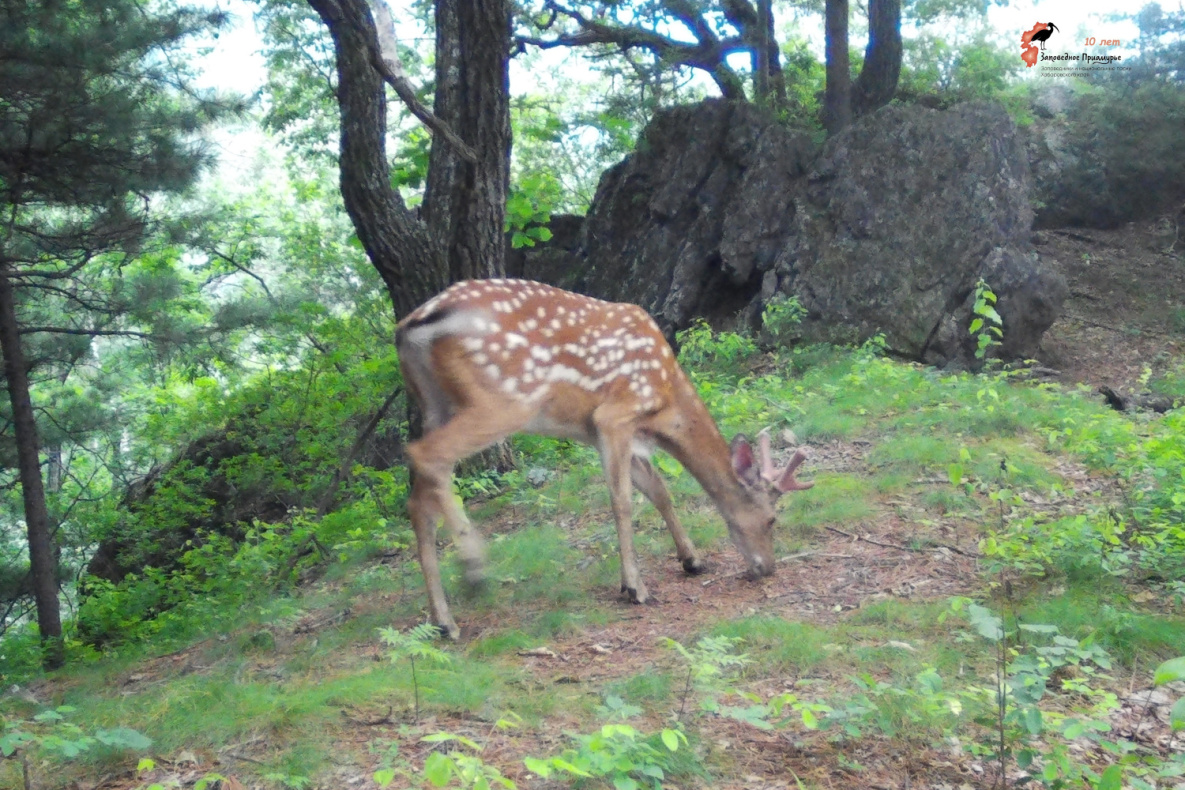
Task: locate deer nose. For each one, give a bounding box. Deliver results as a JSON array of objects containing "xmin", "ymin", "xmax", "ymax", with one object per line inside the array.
[{"xmin": 750, "ymin": 556, "xmax": 775, "ymax": 577}]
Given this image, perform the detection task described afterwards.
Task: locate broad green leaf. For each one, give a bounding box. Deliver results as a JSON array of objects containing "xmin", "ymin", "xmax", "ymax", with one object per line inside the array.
[
  {"xmin": 95, "ymin": 727, "xmax": 153, "ymax": 750},
  {"xmin": 373, "ymin": 768, "xmax": 396, "ymax": 787},
  {"xmin": 661, "ymin": 729, "xmax": 679, "ymax": 751},
  {"xmin": 1153, "ymin": 657, "xmax": 1185, "ymax": 685},
  {"xmin": 523, "ymin": 757, "xmax": 552, "ymax": 778},
  {"xmin": 613, "ymin": 775, "xmax": 638, "ymax": 790},
  {"xmin": 1170, "ymin": 697, "xmax": 1185, "ymax": 731},
  {"xmin": 1096, "ymin": 765, "xmax": 1123, "ymax": 790},
  {"xmin": 423, "ymin": 752, "xmax": 454, "ymax": 787},
  {"xmin": 1023, "ymin": 707, "xmax": 1043, "ymax": 735},
  {"xmin": 549, "ymin": 758, "xmax": 590, "ymax": 777},
  {"xmin": 801, "ymin": 708, "xmax": 819, "ymax": 729}
]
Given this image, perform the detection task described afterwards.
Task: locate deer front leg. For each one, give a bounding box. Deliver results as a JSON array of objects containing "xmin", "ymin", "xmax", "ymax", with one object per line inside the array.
[
  {"xmin": 630, "ymin": 455, "xmax": 705, "ymax": 574},
  {"xmin": 594, "ymin": 407, "xmax": 648, "ymax": 603}
]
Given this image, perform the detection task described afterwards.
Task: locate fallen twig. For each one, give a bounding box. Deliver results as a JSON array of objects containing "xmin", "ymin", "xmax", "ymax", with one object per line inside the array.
[{"xmin": 825, "ymin": 526, "xmax": 980, "ymax": 558}]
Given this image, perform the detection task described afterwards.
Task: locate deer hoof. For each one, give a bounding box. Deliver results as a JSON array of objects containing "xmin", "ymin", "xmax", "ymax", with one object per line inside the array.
[
  {"xmin": 434, "ymin": 621, "xmax": 461, "ymax": 641},
  {"xmin": 681, "ymin": 557, "xmax": 708, "ymax": 575},
  {"xmin": 624, "ymin": 584, "xmax": 649, "ymax": 604}
]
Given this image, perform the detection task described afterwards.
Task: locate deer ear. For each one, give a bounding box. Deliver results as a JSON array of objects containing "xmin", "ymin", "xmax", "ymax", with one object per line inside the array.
[{"xmin": 730, "ymin": 435, "xmax": 761, "ymax": 486}]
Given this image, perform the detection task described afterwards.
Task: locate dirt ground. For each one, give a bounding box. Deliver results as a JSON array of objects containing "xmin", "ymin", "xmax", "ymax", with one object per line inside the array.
[{"xmin": 1036, "ymin": 217, "xmax": 1185, "ymax": 391}]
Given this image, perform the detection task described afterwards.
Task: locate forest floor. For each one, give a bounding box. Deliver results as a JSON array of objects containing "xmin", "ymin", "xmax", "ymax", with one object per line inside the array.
[
  {"xmin": 1037, "ymin": 217, "xmax": 1185, "ymax": 392},
  {"xmin": 5, "ymin": 218, "xmax": 1185, "ymax": 790}
]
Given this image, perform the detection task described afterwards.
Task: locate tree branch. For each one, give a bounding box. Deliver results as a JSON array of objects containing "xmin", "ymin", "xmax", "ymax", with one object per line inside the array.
[
  {"xmin": 367, "ymin": 0, "xmax": 477, "ymax": 164},
  {"xmin": 518, "ymin": 0, "xmax": 747, "ymax": 100},
  {"xmin": 18, "ymin": 326, "xmax": 157, "ymax": 339}
]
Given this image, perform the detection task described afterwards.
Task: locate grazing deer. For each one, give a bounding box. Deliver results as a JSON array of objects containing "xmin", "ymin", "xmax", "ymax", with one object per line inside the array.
[{"xmin": 396, "ymin": 279, "xmax": 813, "ymax": 638}]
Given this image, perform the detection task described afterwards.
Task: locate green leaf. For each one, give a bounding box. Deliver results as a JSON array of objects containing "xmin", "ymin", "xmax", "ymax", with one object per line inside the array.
[
  {"xmin": 1023, "ymin": 707, "xmax": 1044, "ymax": 735},
  {"xmin": 523, "ymin": 757, "xmax": 552, "ymax": 778},
  {"xmin": 373, "ymin": 768, "xmax": 396, "ymax": 787},
  {"xmin": 95, "ymin": 727, "xmax": 153, "ymax": 750},
  {"xmin": 423, "ymin": 752, "xmax": 454, "ymax": 787},
  {"xmin": 1096, "ymin": 765, "xmax": 1123, "ymax": 790},
  {"xmin": 1063, "ymin": 719, "xmax": 1086, "ymax": 739},
  {"xmin": 801, "ymin": 708, "xmax": 819, "ymax": 729},
  {"xmin": 969, "ymin": 318, "xmax": 984, "ymax": 334},
  {"xmin": 613, "ymin": 775, "xmax": 639, "ymax": 790},
  {"xmin": 549, "ymin": 758, "xmax": 591, "ymax": 777},
  {"xmin": 137, "ymin": 758, "xmax": 156, "ymax": 772},
  {"xmin": 1153, "ymin": 657, "xmax": 1185, "ymax": 685},
  {"xmin": 1170, "ymin": 697, "xmax": 1185, "ymax": 731},
  {"xmin": 660, "ymin": 729, "xmax": 679, "ymax": 752},
  {"xmin": 947, "ymin": 463, "xmax": 964, "ymax": 486}
]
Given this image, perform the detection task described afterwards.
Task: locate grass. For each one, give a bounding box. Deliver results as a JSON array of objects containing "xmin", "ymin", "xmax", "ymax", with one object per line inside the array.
[
  {"xmin": 708, "ymin": 616, "xmax": 830, "ymax": 674},
  {"xmin": 781, "ymin": 473, "xmax": 877, "ymax": 531},
  {"xmin": 5, "ymin": 342, "xmax": 1184, "ymax": 789}
]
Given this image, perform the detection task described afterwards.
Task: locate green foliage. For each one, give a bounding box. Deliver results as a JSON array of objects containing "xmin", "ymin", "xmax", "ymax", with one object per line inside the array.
[
  {"xmin": 1, "ymin": 706, "xmax": 151, "ymax": 788},
  {"xmin": 524, "ymin": 723, "xmax": 688, "ymax": 790},
  {"xmin": 505, "ymin": 172, "xmax": 559, "ymax": 249},
  {"xmin": 380, "ymin": 624, "xmax": 453, "ymax": 721},
  {"xmin": 675, "ymin": 320, "xmax": 758, "ymax": 371},
  {"xmin": 969, "ymin": 279, "xmax": 1003, "ymax": 361},
  {"xmin": 760, "ymin": 294, "xmax": 807, "ymax": 347},
  {"xmin": 1154, "ymin": 657, "xmax": 1185, "ymax": 732}
]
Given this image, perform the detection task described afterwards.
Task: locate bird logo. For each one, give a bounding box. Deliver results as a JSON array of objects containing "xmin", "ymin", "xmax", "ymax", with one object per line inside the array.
[{"xmin": 1020, "ymin": 22, "xmax": 1060, "ymax": 67}]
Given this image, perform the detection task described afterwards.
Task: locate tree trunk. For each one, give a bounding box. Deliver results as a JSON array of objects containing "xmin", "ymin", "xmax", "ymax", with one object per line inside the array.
[
  {"xmin": 761, "ymin": 0, "xmax": 786, "ymax": 109},
  {"xmin": 0, "ymin": 265, "xmax": 63, "ymax": 669},
  {"xmin": 824, "ymin": 0, "xmax": 852, "ymax": 134},
  {"xmin": 307, "ymin": 0, "xmax": 448, "ymax": 319},
  {"xmin": 424, "ymin": 0, "xmax": 511, "ymax": 281},
  {"xmin": 852, "ymin": 0, "xmax": 902, "ymax": 116}
]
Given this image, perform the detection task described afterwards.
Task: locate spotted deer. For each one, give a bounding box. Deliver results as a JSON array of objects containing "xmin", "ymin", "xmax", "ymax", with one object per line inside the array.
[{"xmin": 396, "ymin": 279, "xmax": 813, "ymax": 638}]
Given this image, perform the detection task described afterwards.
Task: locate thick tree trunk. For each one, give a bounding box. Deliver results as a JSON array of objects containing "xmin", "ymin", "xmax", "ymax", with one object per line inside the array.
[
  {"xmin": 307, "ymin": 0, "xmax": 447, "ymax": 319},
  {"xmin": 0, "ymin": 265, "xmax": 63, "ymax": 669},
  {"xmin": 852, "ymin": 0, "xmax": 902, "ymax": 116},
  {"xmin": 824, "ymin": 0, "xmax": 851, "ymax": 134},
  {"xmin": 424, "ymin": 0, "xmax": 511, "ymax": 281}
]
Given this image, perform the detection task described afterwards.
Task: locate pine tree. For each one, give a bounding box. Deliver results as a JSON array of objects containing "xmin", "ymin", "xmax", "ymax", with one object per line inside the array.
[{"xmin": 0, "ymin": 0, "xmax": 233, "ymax": 668}]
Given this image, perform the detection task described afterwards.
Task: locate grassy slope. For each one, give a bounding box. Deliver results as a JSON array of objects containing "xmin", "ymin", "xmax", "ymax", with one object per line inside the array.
[{"xmin": 3, "ymin": 344, "xmax": 1184, "ymax": 790}]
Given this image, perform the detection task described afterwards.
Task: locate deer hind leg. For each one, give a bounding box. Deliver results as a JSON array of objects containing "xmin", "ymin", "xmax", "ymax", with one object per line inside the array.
[
  {"xmin": 629, "ymin": 455, "xmax": 705, "ymax": 574},
  {"xmin": 406, "ymin": 403, "xmax": 534, "ymax": 638},
  {"xmin": 592, "ymin": 403, "xmax": 648, "ymax": 603}
]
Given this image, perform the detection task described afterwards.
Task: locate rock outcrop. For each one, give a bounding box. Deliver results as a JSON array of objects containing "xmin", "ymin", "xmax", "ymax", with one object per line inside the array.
[{"xmin": 562, "ymin": 99, "xmax": 1066, "ymax": 365}]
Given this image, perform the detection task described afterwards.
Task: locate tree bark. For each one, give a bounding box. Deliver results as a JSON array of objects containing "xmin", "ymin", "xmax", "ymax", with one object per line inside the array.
[
  {"xmin": 852, "ymin": 0, "xmax": 902, "ymax": 116},
  {"xmin": 0, "ymin": 265, "xmax": 63, "ymax": 669},
  {"xmin": 824, "ymin": 0, "xmax": 852, "ymax": 134},
  {"xmin": 307, "ymin": 0, "xmax": 447, "ymax": 319},
  {"xmin": 424, "ymin": 0, "xmax": 512, "ymax": 281}
]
